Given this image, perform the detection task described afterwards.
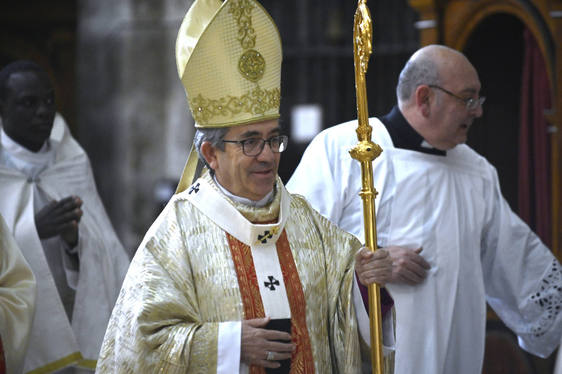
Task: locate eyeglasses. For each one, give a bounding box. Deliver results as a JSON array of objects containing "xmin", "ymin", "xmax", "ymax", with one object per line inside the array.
[
  {"xmin": 222, "ymin": 135, "xmax": 289, "ymax": 156},
  {"xmin": 428, "ymin": 85, "xmax": 486, "ymax": 111}
]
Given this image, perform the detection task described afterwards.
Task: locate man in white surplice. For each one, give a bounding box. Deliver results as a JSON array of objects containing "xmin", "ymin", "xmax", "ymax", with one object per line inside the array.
[
  {"xmin": 0, "ymin": 213, "xmax": 36, "ymax": 374},
  {"xmin": 96, "ymin": 0, "xmax": 395, "ymax": 373},
  {"xmin": 288, "ymin": 45, "xmax": 562, "ymax": 374},
  {"xmin": 0, "ymin": 60, "xmax": 130, "ymax": 373}
]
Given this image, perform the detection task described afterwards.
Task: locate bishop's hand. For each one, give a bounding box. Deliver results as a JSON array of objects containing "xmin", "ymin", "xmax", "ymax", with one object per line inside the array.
[
  {"xmin": 355, "ymin": 247, "xmax": 392, "ymax": 286},
  {"xmin": 241, "ymin": 317, "xmax": 294, "ymax": 369}
]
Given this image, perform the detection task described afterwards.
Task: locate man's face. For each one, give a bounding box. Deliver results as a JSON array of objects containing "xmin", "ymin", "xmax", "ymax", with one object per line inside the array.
[
  {"xmin": 428, "ymin": 60, "xmax": 483, "ymax": 151},
  {"xmin": 209, "ymin": 119, "xmax": 281, "ymax": 201},
  {"xmin": 0, "ymin": 70, "xmax": 56, "ymax": 152}
]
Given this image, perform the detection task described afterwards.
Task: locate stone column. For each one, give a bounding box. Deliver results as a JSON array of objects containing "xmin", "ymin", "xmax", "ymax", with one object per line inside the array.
[{"xmin": 77, "ymin": 0, "xmax": 194, "ymax": 252}]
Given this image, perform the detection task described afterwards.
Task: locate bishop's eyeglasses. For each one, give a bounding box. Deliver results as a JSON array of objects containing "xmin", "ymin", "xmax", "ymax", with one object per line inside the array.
[
  {"xmin": 222, "ymin": 135, "xmax": 289, "ymax": 157},
  {"xmin": 428, "ymin": 85, "xmax": 486, "ymax": 111}
]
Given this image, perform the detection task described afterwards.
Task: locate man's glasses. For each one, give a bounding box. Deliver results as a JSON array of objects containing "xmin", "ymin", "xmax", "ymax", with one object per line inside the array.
[
  {"xmin": 428, "ymin": 85, "xmax": 486, "ymax": 111},
  {"xmin": 222, "ymin": 135, "xmax": 289, "ymax": 157}
]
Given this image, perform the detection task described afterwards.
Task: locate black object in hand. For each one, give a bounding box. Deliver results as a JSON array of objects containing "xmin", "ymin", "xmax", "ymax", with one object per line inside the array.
[{"xmin": 265, "ymin": 318, "xmax": 291, "ymax": 374}]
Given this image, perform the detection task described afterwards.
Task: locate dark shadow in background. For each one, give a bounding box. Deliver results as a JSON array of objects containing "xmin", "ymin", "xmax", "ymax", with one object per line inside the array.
[
  {"xmin": 464, "ymin": 13, "xmax": 524, "ymax": 213},
  {"xmin": 464, "ymin": 13, "xmax": 557, "ymax": 373}
]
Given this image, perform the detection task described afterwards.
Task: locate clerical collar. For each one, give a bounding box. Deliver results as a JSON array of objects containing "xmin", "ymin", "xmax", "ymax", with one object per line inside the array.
[
  {"xmin": 213, "ymin": 174, "xmax": 275, "ymax": 208},
  {"xmin": 380, "ymin": 106, "xmax": 446, "ymax": 156}
]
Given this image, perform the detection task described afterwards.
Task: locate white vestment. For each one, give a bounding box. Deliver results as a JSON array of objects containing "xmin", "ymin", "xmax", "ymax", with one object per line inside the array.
[
  {"xmin": 287, "ymin": 117, "xmax": 562, "ymax": 374},
  {"xmin": 0, "ymin": 117, "xmax": 130, "ymax": 373},
  {"xmin": 0, "ymin": 214, "xmax": 36, "ymax": 374}
]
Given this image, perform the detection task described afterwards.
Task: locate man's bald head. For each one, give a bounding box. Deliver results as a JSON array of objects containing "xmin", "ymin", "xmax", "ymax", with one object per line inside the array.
[
  {"xmin": 395, "ymin": 45, "xmax": 483, "ymax": 150},
  {"xmin": 397, "ymin": 45, "xmax": 473, "ymax": 106}
]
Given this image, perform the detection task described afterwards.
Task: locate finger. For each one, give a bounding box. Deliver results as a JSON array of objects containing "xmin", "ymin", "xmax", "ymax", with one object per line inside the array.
[
  {"xmin": 412, "ymin": 254, "xmax": 431, "ymax": 269},
  {"xmin": 267, "ymin": 350, "xmax": 293, "ymax": 361},
  {"xmin": 44, "ymin": 200, "xmax": 58, "ymax": 210},
  {"xmin": 396, "ymin": 267, "xmax": 425, "ymax": 284},
  {"xmin": 53, "ymin": 209, "xmax": 83, "ymax": 224},
  {"xmin": 255, "ymin": 359, "xmax": 282, "ymax": 369},
  {"xmin": 355, "ymin": 248, "xmax": 371, "ymax": 265},
  {"xmin": 262, "ymin": 329, "xmax": 292, "ymax": 342},
  {"xmin": 75, "ymin": 209, "xmax": 84, "ymax": 223},
  {"xmin": 57, "ymin": 221, "xmax": 79, "ymax": 234},
  {"xmin": 360, "ymin": 269, "xmax": 391, "ymax": 285},
  {"xmin": 57, "ymin": 196, "xmax": 77, "ymax": 206},
  {"xmin": 55, "ymin": 197, "xmax": 83, "ymax": 213},
  {"xmin": 368, "ymin": 260, "xmax": 393, "ymax": 273},
  {"xmin": 402, "ymin": 259, "xmax": 429, "ymax": 278},
  {"xmin": 36, "ymin": 200, "xmax": 58, "ymax": 217},
  {"xmin": 371, "ymin": 249, "xmax": 389, "ymax": 261},
  {"xmin": 366, "ymin": 253, "xmax": 392, "ymax": 268},
  {"xmin": 265, "ymin": 340, "xmax": 294, "ymax": 353},
  {"xmin": 246, "ymin": 317, "xmax": 270, "ymax": 328},
  {"xmin": 392, "ymin": 250, "xmax": 428, "ymax": 271}
]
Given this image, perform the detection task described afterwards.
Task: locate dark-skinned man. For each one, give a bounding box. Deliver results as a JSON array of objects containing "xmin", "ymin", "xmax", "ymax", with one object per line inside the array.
[{"xmin": 0, "ymin": 60, "xmax": 130, "ymax": 373}]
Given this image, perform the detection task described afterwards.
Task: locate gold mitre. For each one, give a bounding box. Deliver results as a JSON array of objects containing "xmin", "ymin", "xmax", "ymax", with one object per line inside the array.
[{"xmin": 175, "ymin": 0, "xmax": 282, "ymax": 128}]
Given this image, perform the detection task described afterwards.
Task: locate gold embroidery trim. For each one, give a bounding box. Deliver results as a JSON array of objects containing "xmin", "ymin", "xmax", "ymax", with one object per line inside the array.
[
  {"xmin": 26, "ymin": 352, "xmax": 83, "ymax": 374},
  {"xmin": 229, "ymin": 0, "xmax": 267, "ymax": 83},
  {"xmin": 191, "ymin": 86, "xmax": 280, "ymax": 125},
  {"xmin": 77, "ymin": 359, "xmax": 97, "ymax": 369},
  {"xmin": 229, "ymin": 0, "xmax": 257, "ymax": 50}
]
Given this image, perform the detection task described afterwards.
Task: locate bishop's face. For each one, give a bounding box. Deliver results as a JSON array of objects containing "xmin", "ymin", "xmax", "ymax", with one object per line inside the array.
[
  {"xmin": 206, "ymin": 119, "xmax": 281, "ymax": 201},
  {"xmin": 0, "ymin": 70, "xmax": 56, "ymax": 152}
]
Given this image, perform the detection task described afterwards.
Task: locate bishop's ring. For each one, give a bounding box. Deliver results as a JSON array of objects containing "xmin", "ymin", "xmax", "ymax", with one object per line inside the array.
[{"xmin": 266, "ymin": 351, "xmax": 275, "ymax": 361}]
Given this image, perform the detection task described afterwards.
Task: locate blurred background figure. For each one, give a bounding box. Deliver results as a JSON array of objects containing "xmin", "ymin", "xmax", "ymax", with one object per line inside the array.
[
  {"xmin": 0, "ymin": 213, "xmax": 36, "ymax": 374},
  {"xmin": 0, "ymin": 60, "xmax": 130, "ymax": 373}
]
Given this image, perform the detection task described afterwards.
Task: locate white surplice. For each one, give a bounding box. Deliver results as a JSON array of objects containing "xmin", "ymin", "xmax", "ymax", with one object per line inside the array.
[
  {"xmin": 0, "ymin": 116, "xmax": 130, "ymax": 373},
  {"xmin": 287, "ymin": 117, "xmax": 562, "ymax": 374},
  {"xmin": 0, "ymin": 214, "xmax": 36, "ymax": 374}
]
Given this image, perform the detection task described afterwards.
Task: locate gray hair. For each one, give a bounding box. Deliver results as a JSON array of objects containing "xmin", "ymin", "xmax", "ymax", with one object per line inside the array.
[
  {"xmin": 193, "ymin": 127, "xmax": 229, "ymax": 172},
  {"xmin": 396, "ymin": 55, "xmax": 440, "ymax": 105}
]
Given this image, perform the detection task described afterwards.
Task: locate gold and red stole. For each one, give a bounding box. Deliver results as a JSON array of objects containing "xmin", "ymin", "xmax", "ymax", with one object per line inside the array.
[{"xmin": 227, "ymin": 229, "xmax": 314, "ymax": 374}]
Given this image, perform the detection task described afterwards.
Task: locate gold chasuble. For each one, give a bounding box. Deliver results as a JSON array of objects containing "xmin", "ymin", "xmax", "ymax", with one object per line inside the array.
[{"xmin": 96, "ymin": 173, "xmax": 365, "ymax": 373}]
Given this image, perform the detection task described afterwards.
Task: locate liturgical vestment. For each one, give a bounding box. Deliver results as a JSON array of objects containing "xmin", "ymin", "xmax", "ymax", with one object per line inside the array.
[
  {"xmin": 97, "ymin": 173, "xmax": 385, "ymax": 373},
  {"xmin": 0, "ymin": 116, "xmax": 130, "ymax": 373},
  {"xmin": 0, "ymin": 214, "xmax": 35, "ymax": 374}
]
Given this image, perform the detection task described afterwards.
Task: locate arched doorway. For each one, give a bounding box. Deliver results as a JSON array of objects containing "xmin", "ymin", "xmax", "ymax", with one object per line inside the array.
[
  {"xmin": 463, "ymin": 13, "xmax": 525, "ymax": 214},
  {"xmin": 463, "ymin": 13, "xmax": 556, "ymax": 373}
]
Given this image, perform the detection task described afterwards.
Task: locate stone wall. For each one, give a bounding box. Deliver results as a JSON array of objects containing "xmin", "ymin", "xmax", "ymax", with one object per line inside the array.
[{"xmin": 77, "ymin": 0, "xmax": 194, "ymax": 253}]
